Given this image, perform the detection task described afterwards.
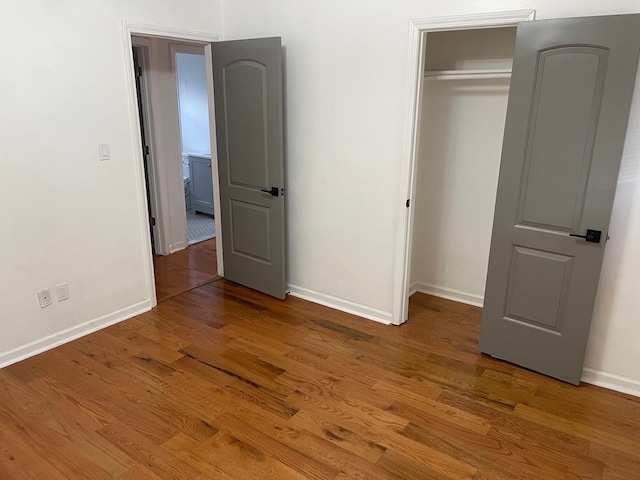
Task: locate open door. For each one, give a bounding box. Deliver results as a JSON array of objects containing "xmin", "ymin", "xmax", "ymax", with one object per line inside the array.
[
  {"xmin": 480, "ymin": 14, "xmax": 640, "ymax": 385},
  {"xmin": 210, "ymin": 37, "xmax": 286, "ymax": 299}
]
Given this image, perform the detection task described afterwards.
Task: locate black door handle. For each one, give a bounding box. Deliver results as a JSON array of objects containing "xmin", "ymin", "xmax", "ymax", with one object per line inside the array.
[
  {"xmin": 569, "ymin": 229, "xmax": 602, "ymax": 243},
  {"xmin": 260, "ymin": 186, "xmax": 279, "ymax": 197}
]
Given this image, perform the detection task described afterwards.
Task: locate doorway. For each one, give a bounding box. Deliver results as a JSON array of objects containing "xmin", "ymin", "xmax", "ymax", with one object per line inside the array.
[
  {"xmin": 124, "ymin": 25, "xmax": 222, "ymax": 305},
  {"xmin": 133, "ymin": 37, "xmax": 218, "ymax": 297},
  {"xmin": 391, "ymin": 10, "xmax": 535, "ymax": 325}
]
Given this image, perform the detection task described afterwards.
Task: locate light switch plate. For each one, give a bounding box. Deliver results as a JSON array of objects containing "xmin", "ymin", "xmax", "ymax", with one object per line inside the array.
[{"xmin": 98, "ymin": 142, "xmax": 110, "ymax": 161}]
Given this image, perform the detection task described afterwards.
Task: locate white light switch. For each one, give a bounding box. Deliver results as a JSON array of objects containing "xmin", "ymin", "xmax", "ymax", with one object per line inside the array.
[{"xmin": 98, "ymin": 142, "xmax": 110, "ymax": 161}]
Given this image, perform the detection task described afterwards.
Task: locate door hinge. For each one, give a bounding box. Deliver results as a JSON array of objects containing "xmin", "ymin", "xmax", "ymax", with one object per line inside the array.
[
  {"xmin": 151, "ymin": 217, "xmax": 156, "ymax": 226},
  {"xmin": 136, "ymin": 66, "xmax": 143, "ymax": 78},
  {"xmin": 406, "ymin": 199, "xmax": 410, "ymax": 208},
  {"xmin": 144, "ymin": 145, "xmax": 150, "ymax": 155}
]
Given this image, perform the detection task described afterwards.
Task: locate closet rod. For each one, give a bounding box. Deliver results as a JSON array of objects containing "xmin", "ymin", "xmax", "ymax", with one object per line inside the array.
[{"xmin": 424, "ymin": 69, "xmax": 512, "ymax": 80}]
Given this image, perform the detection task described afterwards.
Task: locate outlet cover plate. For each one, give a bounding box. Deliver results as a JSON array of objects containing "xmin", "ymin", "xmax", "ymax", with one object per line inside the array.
[
  {"xmin": 56, "ymin": 283, "xmax": 69, "ymax": 302},
  {"xmin": 37, "ymin": 289, "xmax": 53, "ymax": 308}
]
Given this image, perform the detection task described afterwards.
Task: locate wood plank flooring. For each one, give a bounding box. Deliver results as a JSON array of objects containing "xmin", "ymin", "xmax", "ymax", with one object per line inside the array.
[
  {"xmin": 153, "ymin": 238, "xmax": 220, "ymax": 302},
  {"xmin": 1, "ymin": 247, "xmax": 639, "ymax": 478}
]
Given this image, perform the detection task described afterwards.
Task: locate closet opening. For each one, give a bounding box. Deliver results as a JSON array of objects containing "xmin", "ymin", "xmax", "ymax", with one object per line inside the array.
[{"xmin": 407, "ymin": 27, "xmax": 517, "ymax": 318}]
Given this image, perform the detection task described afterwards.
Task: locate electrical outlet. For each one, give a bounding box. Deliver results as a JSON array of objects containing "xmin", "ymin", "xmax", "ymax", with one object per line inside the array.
[
  {"xmin": 56, "ymin": 283, "xmax": 69, "ymax": 302},
  {"xmin": 37, "ymin": 289, "xmax": 53, "ymax": 308}
]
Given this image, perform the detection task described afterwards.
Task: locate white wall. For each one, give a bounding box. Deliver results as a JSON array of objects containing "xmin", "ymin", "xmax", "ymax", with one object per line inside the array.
[
  {"xmin": 222, "ymin": 0, "xmax": 640, "ymax": 394},
  {"xmin": 176, "ymin": 53, "xmax": 211, "ymax": 163},
  {"xmin": 585, "ymin": 72, "xmax": 640, "ymax": 393},
  {"xmin": 0, "ymin": 0, "xmax": 222, "ymax": 365}
]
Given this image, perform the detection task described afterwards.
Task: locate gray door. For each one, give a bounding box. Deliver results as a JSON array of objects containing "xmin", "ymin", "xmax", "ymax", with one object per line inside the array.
[
  {"xmin": 480, "ymin": 15, "xmax": 640, "ymax": 385},
  {"xmin": 211, "ymin": 37, "xmax": 286, "ymax": 299}
]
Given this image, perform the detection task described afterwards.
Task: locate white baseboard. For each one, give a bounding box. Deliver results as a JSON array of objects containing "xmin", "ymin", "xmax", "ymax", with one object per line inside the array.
[
  {"xmin": 581, "ymin": 368, "xmax": 640, "ymax": 398},
  {"xmin": 0, "ymin": 299, "xmax": 153, "ymax": 369},
  {"xmin": 411, "ymin": 282, "xmax": 484, "ymax": 308},
  {"xmin": 287, "ymin": 284, "xmax": 392, "ymax": 325},
  {"xmin": 168, "ymin": 240, "xmax": 189, "ymax": 254}
]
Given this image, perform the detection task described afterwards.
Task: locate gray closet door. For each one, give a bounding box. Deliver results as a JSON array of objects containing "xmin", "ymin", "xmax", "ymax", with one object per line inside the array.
[
  {"xmin": 480, "ymin": 14, "xmax": 640, "ymax": 385},
  {"xmin": 211, "ymin": 37, "xmax": 286, "ymax": 299}
]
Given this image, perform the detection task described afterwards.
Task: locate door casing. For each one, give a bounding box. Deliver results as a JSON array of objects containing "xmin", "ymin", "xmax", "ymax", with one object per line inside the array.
[{"xmin": 392, "ymin": 9, "xmax": 536, "ymax": 326}]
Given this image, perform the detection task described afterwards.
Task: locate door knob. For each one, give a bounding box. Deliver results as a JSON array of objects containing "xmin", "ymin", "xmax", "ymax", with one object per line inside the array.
[
  {"xmin": 569, "ymin": 229, "xmax": 602, "ymax": 243},
  {"xmin": 260, "ymin": 186, "xmax": 279, "ymax": 197}
]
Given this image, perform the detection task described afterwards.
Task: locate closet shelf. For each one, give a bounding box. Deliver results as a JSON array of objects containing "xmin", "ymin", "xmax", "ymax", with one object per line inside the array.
[{"xmin": 424, "ymin": 68, "xmax": 512, "ymax": 80}]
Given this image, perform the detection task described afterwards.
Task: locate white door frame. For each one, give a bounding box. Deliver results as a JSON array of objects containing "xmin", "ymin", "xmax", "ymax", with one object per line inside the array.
[
  {"xmin": 391, "ymin": 9, "xmax": 536, "ymax": 325},
  {"xmin": 122, "ymin": 22, "xmax": 222, "ymax": 306}
]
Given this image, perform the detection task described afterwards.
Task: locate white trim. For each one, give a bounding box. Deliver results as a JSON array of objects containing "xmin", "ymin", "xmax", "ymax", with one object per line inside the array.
[
  {"xmin": 0, "ymin": 300, "xmax": 153, "ymax": 369},
  {"xmin": 122, "ymin": 26, "xmax": 158, "ymax": 306},
  {"xmin": 392, "ymin": 9, "xmax": 536, "ymax": 326},
  {"xmin": 168, "ymin": 239, "xmax": 189, "ymax": 254},
  {"xmin": 581, "ymin": 368, "xmax": 640, "ymax": 398},
  {"xmin": 123, "ymin": 22, "xmax": 220, "ymax": 43},
  {"xmin": 287, "ymin": 284, "xmax": 393, "ymax": 325},
  {"xmin": 424, "ymin": 69, "xmax": 512, "ymax": 80},
  {"xmin": 411, "ymin": 283, "xmax": 484, "ymax": 308},
  {"xmin": 205, "ymin": 44, "xmax": 224, "ymax": 276},
  {"xmin": 408, "ymin": 9, "xmax": 535, "ymax": 32}
]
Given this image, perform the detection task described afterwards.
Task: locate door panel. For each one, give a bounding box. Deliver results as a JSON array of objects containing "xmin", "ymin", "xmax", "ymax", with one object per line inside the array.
[
  {"xmin": 519, "ymin": 47, "xmax": 608, "ymax": 230},
  {"xmin": 504, "ymin": 246, "xmax": 573, "ymax": 331},
  {"xmin": 225, "ymin": 61, "xmax": 270, "ymax": 188},
  {"xmin": 480, "ymin": 14, "xmax": 640, "ymax": 385},
  {"xmin": 211, "ymin": 37, "xmax": 286, "ymax": 299},
  {"xmin": 230, "ymin": 201, "xmax": 271, "ymax": 263}
]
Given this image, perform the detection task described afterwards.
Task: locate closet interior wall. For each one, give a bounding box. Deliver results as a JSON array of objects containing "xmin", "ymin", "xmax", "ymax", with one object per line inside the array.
[{"xmin": 410, "ymin": 27, "xmax": 517, "ymax": 307}]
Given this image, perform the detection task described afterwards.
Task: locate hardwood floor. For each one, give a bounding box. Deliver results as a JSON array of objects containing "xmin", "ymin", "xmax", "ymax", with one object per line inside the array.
[
  {"xmin": 1, "ymin": 254, "xmax": 639, "ymax": 478},
  {"xmin": 153, "ymin": 238, "xmax": 220, "ymax": 302}
]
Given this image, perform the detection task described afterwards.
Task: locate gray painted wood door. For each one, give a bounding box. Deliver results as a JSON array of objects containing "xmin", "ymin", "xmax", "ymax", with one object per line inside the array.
[
  {"xmin": 211, "ymin": 37, "xmax": 286, "ymax": 299},
  {"xmin": 479, "ymin": 14, "xmax": 640, "ymax": 385}
]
